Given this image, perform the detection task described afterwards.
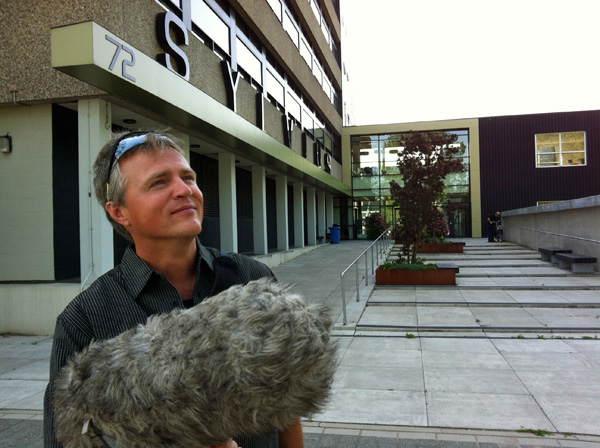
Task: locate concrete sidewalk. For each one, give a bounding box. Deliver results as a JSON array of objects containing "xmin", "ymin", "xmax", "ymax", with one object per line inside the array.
[{"xmin": 2, "ymin": 239, "xmax": 600, "ymax": 447}]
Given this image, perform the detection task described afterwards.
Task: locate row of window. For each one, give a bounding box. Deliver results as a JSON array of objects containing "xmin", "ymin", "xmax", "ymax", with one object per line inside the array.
[
  {"xmin": 350, "ymin": 131, "xmax": 470, "ymax": 178},
  {"xmin": 350, "ymin": 130, "xmax": 587, "ymax": 171},
  {"xmin": 266, "ymin": 0, "xmax": 339, "ymax": 105},
  {"xmin": 535, "ymin": 132, "xmax": 586, "ymax": 167},
  {"xmin": 163, "ymin": 0, "xmax": 340, "ymax": 160}
]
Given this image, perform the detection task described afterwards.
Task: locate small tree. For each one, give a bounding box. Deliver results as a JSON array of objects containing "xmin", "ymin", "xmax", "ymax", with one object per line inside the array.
[
  {"xmin": 426, "ymin": 208, "xmax": 450, "ymax": 241},
  {"xmin": 364, "ymin": 212, "xmax": 386, "ymax": 240},
  {"xmin": 390, "ymin": 131, "xmax": 465, "ymax": 264}
]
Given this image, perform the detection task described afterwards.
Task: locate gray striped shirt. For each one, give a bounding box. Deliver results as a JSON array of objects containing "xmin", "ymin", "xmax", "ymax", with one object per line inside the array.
[{"xmin": 44, "ymin": 238, "xmax": 276, "ymax": 448}]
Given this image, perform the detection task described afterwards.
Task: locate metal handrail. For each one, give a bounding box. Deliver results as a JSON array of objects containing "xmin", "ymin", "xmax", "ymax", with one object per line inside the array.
[{"xmin": 339, "ymin": 229, "xmax": 393, "ymax": 325}]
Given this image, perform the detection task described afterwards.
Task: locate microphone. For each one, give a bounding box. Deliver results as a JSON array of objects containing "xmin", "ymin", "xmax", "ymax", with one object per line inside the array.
[{"xmin": 53, "ymin": 278, "xmax": 337, "ymax": 448}]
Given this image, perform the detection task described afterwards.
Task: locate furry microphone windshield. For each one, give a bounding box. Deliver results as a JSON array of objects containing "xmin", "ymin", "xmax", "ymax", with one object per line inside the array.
[{"xmin": 53, "ymin": 278, "xmax": 337, "ymax": 448}]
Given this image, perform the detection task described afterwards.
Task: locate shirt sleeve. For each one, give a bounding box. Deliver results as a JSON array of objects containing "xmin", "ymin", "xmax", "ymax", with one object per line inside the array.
[{"xmin": 44, "ymin": 313, "xmax": 93, "ymax": 448}]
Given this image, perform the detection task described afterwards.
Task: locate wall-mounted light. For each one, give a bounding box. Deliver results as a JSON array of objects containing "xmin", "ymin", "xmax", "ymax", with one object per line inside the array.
[{"xmin": 0, "ymin": 134, "xmax": 12, "ymax": 153}]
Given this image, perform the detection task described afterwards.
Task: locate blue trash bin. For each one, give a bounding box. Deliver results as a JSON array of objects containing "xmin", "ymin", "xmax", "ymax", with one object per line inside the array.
[{"xmin": 329, "ymin": 226, "xmax": 340, "ymax": 244}]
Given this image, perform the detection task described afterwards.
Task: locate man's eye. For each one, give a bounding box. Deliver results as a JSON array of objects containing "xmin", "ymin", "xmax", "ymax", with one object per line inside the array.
[{"xmin": 151, "ymin": 179, "xmax": 166, "ymax": 187}]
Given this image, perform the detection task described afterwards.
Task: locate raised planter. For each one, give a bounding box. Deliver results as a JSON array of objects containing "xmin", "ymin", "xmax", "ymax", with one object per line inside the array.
[
  {"xmin": 417, "ymin": 242, "xmax": 464, "ymax": 253},
  {"xmin": 375, "ymin": 266, "xmax": 456, "ymax": 285},
  {"xmin": 393, "ymin": 241, "xmax": 465, "ymax": 253}
]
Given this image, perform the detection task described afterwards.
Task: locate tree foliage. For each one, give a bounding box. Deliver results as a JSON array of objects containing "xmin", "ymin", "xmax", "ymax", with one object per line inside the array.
[
  {"xmin": 390, "ymin": 131, "xmax": 465, "ymax": 264},
  {"xmin": 364, "ymin": 212, "xmax": 386, "ymax": 240}
]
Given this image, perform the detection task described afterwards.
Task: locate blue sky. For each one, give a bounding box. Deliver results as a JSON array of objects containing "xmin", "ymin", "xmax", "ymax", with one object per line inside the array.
[{"xmin": 341, "ymin": 0, "xmax": 600, "ymax": 125}]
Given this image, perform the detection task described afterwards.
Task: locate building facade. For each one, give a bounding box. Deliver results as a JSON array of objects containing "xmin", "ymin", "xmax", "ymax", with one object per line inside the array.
[
  {"xmin": 0, "ymin": 0, "xmax": 350, "ymax": 334},
  {"xmin": 478, "ymin": 110, "xmax": 600, "ymax": 235},
  {"xmin": 2, "ymin": 0, "xmax": 598, "ymax": 335},
  {"xmin": 343, "ymin": 110, "xmax": 599, "ymax": 239},
  {"xmin": 342, "ymin": 119, "xmax": 482, "ymax": 239}
]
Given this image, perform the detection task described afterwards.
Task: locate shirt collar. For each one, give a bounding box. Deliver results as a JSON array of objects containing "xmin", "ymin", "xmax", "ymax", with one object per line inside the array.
[
  {"xmin": 119, "ymin": 244, "xmax": 155, "ymax": 300},
  {"xmin": 119, "ymin": 237, "xmax": 216, "ymax": 300},
  {"xmin": 197, "ymin": 240, "xmax": 217, "ymax": 271}
]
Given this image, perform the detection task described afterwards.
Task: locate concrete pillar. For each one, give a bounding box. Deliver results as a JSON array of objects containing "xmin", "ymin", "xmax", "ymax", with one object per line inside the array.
[
  {"xmin": 275, "ymin": 174, "xmax": 289, "ymax": 252},
  {"xmin": 306, "ymin": 186, "xmax": 317, "ymax": 246},
  {"xmin": 317, "ymin": 191, "xmax": 326, "ymax": 242},
  {"xmin": 293, "ymin": 181, "xmax": 304, "ymax": 248},
  {"xmin": 252, "ymin": 165, "xmax": 268, "ymax": 255},
  {"xmin": 78, "ymin": 99, "xmax": 114, "ymax": 287},
  {"xmin": 346, "ymin": 198, "xmax": 355, "ymax": 240},
  {"xmin": 218, "ymin": 152, "xmax": 237, "ymax": 253},
  {"xmin": 326, "ymin": 194, "xmax": 334, "ymax": 228}
]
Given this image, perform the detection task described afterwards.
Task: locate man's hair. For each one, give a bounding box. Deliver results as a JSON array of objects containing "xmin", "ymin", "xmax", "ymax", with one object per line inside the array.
[{"xmin": 92, "ymin": 131, "xmax": 185, "ymax": 242}]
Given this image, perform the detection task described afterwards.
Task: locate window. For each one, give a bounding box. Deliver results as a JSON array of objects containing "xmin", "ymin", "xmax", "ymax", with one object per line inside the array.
[
  {"xmin": 191, "ymin": 0, "xmax": 229, "ymax": 53},
  {"xmin": 323, "ymin": 76, "xmax": 332, "ymax": 101},
  {"xmin": 266, "ymin": 0, "xmax": 281, "ymax": 21},
  {"xmin": 310, "ymin": 0, "xmax": 320, "ymax": 24},
  {"xmin": 266, "ymin": 70, "xmax": 284, "ymax": 105},
  {"xmin": 535, "ymin": 132, "xmax": 586, "ymax": 167},
  {"xmin": 320, "ymin": 17, "xmax": 331, "ymax": 45},
  {"xmin": 313, "ymin": 59, "xmax": 323, "ymax": 85},
  {"xmin": 300, "ymin": 38, "xmax": 312, "ymax": 68},
  {"xmin": 282, "ymin": 11, "xmax": 299, "ymax": 47},
  {"xmin": 286, "ymin": 91, "xmax": 301, "ymax": 121},
  {"xmin": 302, "ymin": 106, "xmax": 314, "ymax": 134},
  {"xmin": 350, "ymin": 130, "xmax": 472, "ymax": 237},
  {"xmin": 236, "ymin": 38, "xmax": 261, "ymax": 82}
]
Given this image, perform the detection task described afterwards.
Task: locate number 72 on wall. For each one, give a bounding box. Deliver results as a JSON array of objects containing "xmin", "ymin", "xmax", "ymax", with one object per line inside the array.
[{"xmin": 105, "ymin": 35, "xmax": 136, "ymax": 82}]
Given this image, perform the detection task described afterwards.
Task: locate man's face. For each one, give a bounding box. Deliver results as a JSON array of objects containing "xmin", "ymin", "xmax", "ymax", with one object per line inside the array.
[{"xmin": 109, "ymin": 148, "xmax": 204, "ymax": 243}]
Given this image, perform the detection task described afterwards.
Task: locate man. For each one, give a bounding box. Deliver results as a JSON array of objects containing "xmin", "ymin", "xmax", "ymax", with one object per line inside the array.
[
  {"xmin": 487, "ymin": 211, "xmax": 501, "ymax": 242},
  {"xmin": 44, "ymin": 131, "xmax": 303, "ymax": 448}
]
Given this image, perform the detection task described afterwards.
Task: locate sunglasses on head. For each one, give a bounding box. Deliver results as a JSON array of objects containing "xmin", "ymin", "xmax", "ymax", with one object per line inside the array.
[{"xmin": 106, "ymin": 131, "xmax": 174, "ymax": 200}]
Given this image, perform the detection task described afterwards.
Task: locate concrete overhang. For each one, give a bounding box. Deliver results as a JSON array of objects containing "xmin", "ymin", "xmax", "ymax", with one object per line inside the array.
[{"xmin": 51, "ymin": 21, "xmax": 350, "ymax": 196}]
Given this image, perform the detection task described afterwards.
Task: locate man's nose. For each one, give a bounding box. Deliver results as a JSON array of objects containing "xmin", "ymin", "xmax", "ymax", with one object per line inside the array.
[{"xmin": 174, "ymin": 177, "xmax": 193, "ymax": 196}]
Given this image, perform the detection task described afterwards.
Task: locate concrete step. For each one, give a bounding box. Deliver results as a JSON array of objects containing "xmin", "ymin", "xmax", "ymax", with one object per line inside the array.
[
  {"xmin": 367, "ymin": 301, "xmax": 600, "ymax": 308},
  {"xmin": 389, "ymin": 253, "xmax": 543, "ymax": 260},
  {"xmin": 353, "ymin": 324, "xmax": 600, "ymax": 333}
]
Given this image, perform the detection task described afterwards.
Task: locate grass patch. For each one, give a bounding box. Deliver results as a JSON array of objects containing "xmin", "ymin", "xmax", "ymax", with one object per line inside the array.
[
  {"xmin": 380, "ymin": 262, "xmax": 437, "ymax": 271},
  {"xmin": 517, "ymin": 429, "xmax": 552, "ymax": 437},
  {"xmin": 405, "ymin": 333, "xmax": 416, "ymax": 339}
]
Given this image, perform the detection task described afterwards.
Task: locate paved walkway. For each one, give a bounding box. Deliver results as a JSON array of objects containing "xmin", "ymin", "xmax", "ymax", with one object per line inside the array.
[{"xmin": 1, "ymin": 239, "xmax": 599, "ymax": 447}]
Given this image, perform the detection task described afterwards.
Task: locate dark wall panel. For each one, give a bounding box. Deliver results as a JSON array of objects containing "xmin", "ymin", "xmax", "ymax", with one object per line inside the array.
[
  {"xmin": 236, "ymin": 167, "xmax": 253, "ymax": 254},
  {"xmin": 191, "ymin": 153, "xmax": 220, "ymax": 250},
  {"xmin": 288, "ymin": 185, "xmax": 294, "ymax": 247},
  {"xmin": 266, "ymin": 177, "xmax": 278, "ymax": 251},
  {"xmin": 52, "ymin": 104, "xmax": 80, "ymax": 281},
  {"xmin": 303, "ymin": 190, "xmax": 308, "ymax": 246},
  {"xmin": 479, "ymin": 110, "xmax": 600, "ymax": 234}
]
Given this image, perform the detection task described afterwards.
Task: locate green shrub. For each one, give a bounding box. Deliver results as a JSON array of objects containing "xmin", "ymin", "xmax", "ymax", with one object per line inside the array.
[
  {"xmin": 422, "ymin": 236, "xmax": 450, "ymax": 244},
  {"xmin": 380, "ymin": 261, "xmax": 437, "ymax": 271},
  {"xmin": 364, "ymin": 212, "xmax": 387, "ymax": 240}
]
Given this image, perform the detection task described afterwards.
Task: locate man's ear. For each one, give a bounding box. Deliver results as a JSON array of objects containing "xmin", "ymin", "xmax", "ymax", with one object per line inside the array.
[{"xmin": 106, "ymin": 202, "xmax": 130, "ymax": 227}]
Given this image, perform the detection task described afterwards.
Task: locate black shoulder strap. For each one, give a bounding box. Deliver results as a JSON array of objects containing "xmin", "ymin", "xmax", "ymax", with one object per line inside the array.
[{"xmin": 209, "ymin": 253, "xmax": 244, "ymax": 296}]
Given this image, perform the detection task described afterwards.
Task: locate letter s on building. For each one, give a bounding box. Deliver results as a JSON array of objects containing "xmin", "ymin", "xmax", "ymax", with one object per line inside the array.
[{"xmin": 156, "ymin": 11, "xmax": 190, "ymax": 81}]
